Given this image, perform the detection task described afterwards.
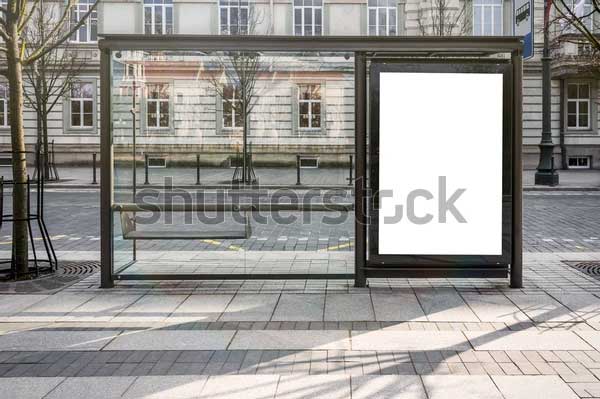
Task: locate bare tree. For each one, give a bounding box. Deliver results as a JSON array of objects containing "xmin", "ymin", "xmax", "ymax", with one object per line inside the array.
[
  {"xmin": 22, "ymin": 1, "xmax": 89, "ymax": 179},
  {"xmin": 0, "ymin": 0, "xmax": 98, "ymax": 277},
  {"xmin": 207, "ymin": 2, "xmax": 264, "ymax": 184},
  {"xmin": 417, "ymin": 0, "xmax": 468, "ymax": 36}
]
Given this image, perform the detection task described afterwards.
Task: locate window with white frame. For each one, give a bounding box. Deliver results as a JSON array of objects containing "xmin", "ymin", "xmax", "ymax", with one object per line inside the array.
[
  {"xmin": 146, "ymin": 83, "xmax": 170, "ymax": 129},
  {"xmin": 219, "ymin": 0, "xmax": 249, "ymax": 35},
  {"xmin": 368, "ymin": 0, "xmax": 397, "ymax": 36},
  {"xmin": 71, "ymin": 0, "xmax": 97, "ymax": 43},
  {"xmin": 70, "ymin": 82, "xmax": 94, "ymax": 128},
  {"xmin": 0, "ymin": 83, "xmax": 9, "ymax": 128},
  {"xmin": 144, "ymin": 0, "xmax": 173, "ymax": 35},
  {"xmin": 222, "ymin": 85, "xmax": 243, "ymax": 128},
  {"xmin": 298, "ymin": 84, "xmax": 321, "ymax": 129},
  {"xmin": 568, "ymin": 156, "xmax": 591, "ymax": 169},
  {"xmin": 294, "ymin": 0, "xmax": 323, "ymax": 36},
  {"xmin": 567, "ymin": 82, "xmax": 591, "ymax": 129},
  {"xmin": 473, "ymin": 0, "xmax": 503, "ymax": 36}
]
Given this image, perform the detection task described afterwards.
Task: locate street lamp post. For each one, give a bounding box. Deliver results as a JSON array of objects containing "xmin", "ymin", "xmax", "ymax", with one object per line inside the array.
[{"xmin": 535, "ymin": 0, "xmax": 559, "ymax": 186}]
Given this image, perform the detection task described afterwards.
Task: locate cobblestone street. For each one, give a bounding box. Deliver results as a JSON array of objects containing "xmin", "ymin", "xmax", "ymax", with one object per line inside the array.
[{"xmin": 2, "ymin": 189, "xmax": 599, "ymax": 253}]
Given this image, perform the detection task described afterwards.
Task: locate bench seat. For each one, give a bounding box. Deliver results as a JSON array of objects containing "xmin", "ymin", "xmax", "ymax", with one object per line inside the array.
[{"xmin": 123, "ymin": 229, "xmax": 248, "ymax": 240}]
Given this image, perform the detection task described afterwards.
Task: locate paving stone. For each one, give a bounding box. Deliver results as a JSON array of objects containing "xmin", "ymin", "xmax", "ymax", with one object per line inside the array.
[
  {"xmin": 422, "ymin": 375, "xmax": 503, "ymax": 398},
  {"xmin": 275, "ymin": 375, "xmax": 350, "ymax": 398},
  {"xmin": 272, "ymin": 294, "xmax": 325, "ymax": 321},
  {"xmin": 198, "ymin": 375, "xmax": 279, "ymax": 399},
  {"xmin": 0, "ymin": 294, "xmax": 49, "ymax": 318},
  {"xmin": 466, "ymin": 330, "xmax": 593, "ymax": 351},
  {"xmin": 45, "ymin": 376, "xmax": 136, "ymax": 399},
  {"xmin": 461, "ymin": 294, "xmax": 530, "ymax": 324},
  {"xmin": 507, "ymin": 294, "xmax": 581, "ymax": 323},
  {"xmin": 167, "ymin": 294, "xmax": 234, "ymax": 322},
  {"xmin": 0, "ymin": 377, "xmax": 64, "ymax": 398},
  {"xmin": 104, "ymin": 330, "xmax": 235, "ymax": 351},
  {"xmin": 123, "ymin": 375, "xmax": 209, "ymax": 398},
  {"xmin": 9, "ymin": 293, "xmax": 95, "ymax": 322},
  {"xmin": 371, "ymin": 293, "xmax": 427, "ymax": 322},
  {"xmin": 0, "ymin": 330, "xmax": 119, "ymax": 351},
  {"xmin": 112, "ymin": 295, "xmax": 188, "ymax": 322},
  {"xmin": 415, "ymin": 289, "xmax": 479, "ymax": 322},
  {"xmin": 492, "ymin": 375, "xmax": 579, "ymax": 399},
  {"xmin": 219, "ymin": 294, "xmax": 280, "ymax": 321},
  {"xmin": 229, "ymin": 330, "xmax": 351, "ymax": 350},
  {"xmin": 324, "ymin": 294, "xmax": 375, "ymax": 321},
  {"xmin": 351, "ymin": 330, "xmax": 471, "ymax": 351},
  {"xmin": 61, "ymin": 294, "xmax": 143, "ymax": 322}
]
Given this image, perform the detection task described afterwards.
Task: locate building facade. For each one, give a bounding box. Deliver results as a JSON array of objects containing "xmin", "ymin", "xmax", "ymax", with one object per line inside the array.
[{"xmin": 1, "ymin": 0, "xmax": 599, "ymax": 170}]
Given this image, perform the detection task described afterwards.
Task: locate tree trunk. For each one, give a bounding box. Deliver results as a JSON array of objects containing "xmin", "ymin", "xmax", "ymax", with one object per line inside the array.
[{"xmin": 6, "ymin": 32, "xmax": 29, "ymax": 276}]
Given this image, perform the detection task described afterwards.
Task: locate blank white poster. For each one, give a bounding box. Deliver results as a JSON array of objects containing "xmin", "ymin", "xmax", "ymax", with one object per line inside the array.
[{"xmin": 378, "ymin": 72, "xmax": 503, "ymax": 255}]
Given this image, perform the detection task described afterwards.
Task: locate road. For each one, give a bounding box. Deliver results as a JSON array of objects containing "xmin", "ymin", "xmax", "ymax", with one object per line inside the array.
[{"xmin": 1, "ymin": 189, "xmax": 599, "ymax": 253}]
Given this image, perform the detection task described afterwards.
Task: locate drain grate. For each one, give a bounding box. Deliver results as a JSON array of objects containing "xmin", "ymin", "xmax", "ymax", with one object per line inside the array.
[
  {"xmin": 58, "ymin": 261, "xmax": 100, "ymax": 276},
  {"xmin": 567, "ymin": 261, "xmax": 600, "ymax": 277}
]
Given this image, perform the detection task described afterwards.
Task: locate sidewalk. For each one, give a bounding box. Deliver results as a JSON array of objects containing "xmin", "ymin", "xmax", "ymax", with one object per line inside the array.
[
  {"xmin": 5, "ymin": 166, "xmax": 600, "ymax": 190},
  {"xmin": 1, "ymin": 252, "xmax": 600, "ymax": 397}
]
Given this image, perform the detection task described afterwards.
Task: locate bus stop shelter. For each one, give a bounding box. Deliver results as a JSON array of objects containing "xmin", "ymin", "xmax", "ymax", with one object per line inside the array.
[{"xmin": 98, "ymin": 35, "xmax": 523, "ymax": 289}]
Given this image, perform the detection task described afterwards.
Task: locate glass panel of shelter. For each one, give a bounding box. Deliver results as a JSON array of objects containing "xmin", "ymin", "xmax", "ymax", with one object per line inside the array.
[{"xmin": 110, "ymin": 50, "xmax": 355, "ymax": 277}]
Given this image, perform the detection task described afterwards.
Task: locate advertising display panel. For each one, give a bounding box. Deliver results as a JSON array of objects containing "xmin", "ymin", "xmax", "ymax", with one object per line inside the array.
[{"xmin": 369, "ymin": 62, "xmax": 513, "ymax": 268}]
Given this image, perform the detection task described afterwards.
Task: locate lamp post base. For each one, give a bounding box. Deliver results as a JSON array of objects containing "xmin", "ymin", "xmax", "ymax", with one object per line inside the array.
[{"xmin": 534, "ymin": 170, "xmax": 559, "ymax": 186}]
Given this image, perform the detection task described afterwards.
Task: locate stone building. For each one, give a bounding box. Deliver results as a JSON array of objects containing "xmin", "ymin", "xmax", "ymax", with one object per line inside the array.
[{"xmin": 1, "ymin": 0, "xmax": 599, "ymax": 169}]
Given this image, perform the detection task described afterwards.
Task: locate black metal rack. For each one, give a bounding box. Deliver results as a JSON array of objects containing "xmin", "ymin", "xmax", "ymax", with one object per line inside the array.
[{"xmin": 0, "ymin": 151, "xmax": 57, "ymax": 279}]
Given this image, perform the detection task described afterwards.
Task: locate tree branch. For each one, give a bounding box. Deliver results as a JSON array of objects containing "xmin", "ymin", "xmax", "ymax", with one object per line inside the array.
[{"xmin": 24, "ymin": 0, "xmax": 99, "ymax": 66}]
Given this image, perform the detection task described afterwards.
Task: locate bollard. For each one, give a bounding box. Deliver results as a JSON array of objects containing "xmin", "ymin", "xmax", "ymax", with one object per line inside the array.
[
  {"xmin": 144, "ymin": 153, "xmax": 150, "ymax": 185},
  {"xmin": 348, "ymin": 154, "xmax": 353, "ymax": 186},
  {"xmin": 195, "ymin": 154, "xmax": 201, "ymax": 185},
  {"xmin": 296, "ymin": 155, "xmax": 301, "ymax": 186},
  {"xmin": 92, "ymin": 153, "xmax": 98, "ymax": 184}
]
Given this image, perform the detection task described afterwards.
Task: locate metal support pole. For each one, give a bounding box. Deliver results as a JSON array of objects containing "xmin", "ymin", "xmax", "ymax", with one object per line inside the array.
[
  {"xmin": 100, "ymin": 49, "xmax": 114, "ymax": 288},
  {"xmin": 348, "ymin": 154, "xmax": 353, "ymax": 186},
  {"xmin": 195, "ymin": 154, "xmax": 201, "ymax": 185},
  {"xmin": 144, "ymin": 153, "xmax": 149, "ymax": 185},
  {"xmin": 534, "ymin": 3, "xmax": 559, "ymax": 186},
  {"xmin": 92, "ymin": 153, "xmax": 98, "ymax": 185},
  {"xmin": 511, "ymin": 50, "xmax": 524, "ymax": 289},
  {"xmin": 354, "ymin": 52, "xmax": 367, "ymax": 288},
  {"xmin": 296, "ymin": 154, "xmax": 301, "ymax": 186}
]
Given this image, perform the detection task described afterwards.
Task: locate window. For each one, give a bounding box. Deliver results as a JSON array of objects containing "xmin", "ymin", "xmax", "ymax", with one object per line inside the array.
[
  {"xmin": 147, "ymin": 156, "xmax": 167, "ymax": 168},
  {"xmin": 146, "ymin": 83, "xmax": 170, "ymax": 129},
  {"xmin": 220, "ymin": 0, "xmax": 249, "ymax": 35},
  {"xmin": 298, "ymin": 84, "xmax": 321, "ymax": 129},
  {"xmin": 0, "ymin": 83, "xmax": 9, "ymax": 128},
  {"xmin": 223, "ymin": 85, "xmax": 243, "ymax": 128},
  {"xmin": 368, "ymin": 0, "xmax": 397, "ymax": 36},
  {"xmin": 144, "ymin": 0, "xmax": 173, "ymax": 35},
  {"xmin": 567, "ymin": 83, "xmax": 591, "ymax": 129},
  {"xmin": 299, "ymin": 157, "xmax": 319, "ymax": 168},
  {"xmin": 294, "ymin": 0, "xmax": 323, "ymax": 36},
  {"xmin": 568, "ymin": 156, "xmax": 591, "ymax": 169},
  {"xmin": 570, "ymin": 0, "xmax": 593, "ymax": 31},
  {"xmin": 70, "ymin": 82, "xmax": 94, "ymax": 128},
  {"xmin": 71, "ymin": 0, "xmax": 97, "ymax": 43},
  {"xmin": 473, "ymin": 0, "xmax": 503, "ymax": 36}
]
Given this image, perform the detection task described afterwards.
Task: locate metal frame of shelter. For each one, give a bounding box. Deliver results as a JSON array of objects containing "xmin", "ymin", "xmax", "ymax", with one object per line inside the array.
[{"xmin": 98, "ymin": 35, "xmax": 523, "ymax": 289}]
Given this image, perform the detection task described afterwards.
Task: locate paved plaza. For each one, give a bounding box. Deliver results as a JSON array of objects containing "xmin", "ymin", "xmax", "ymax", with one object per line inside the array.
[{"xmin": 1, "ymin": 253, "xmax": 600, "ymax": 397}]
